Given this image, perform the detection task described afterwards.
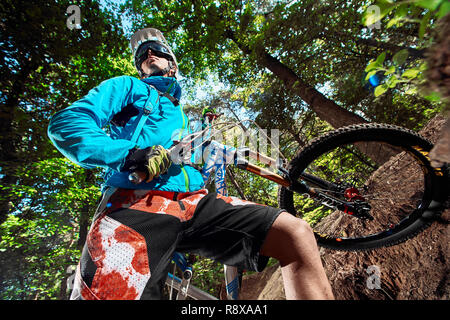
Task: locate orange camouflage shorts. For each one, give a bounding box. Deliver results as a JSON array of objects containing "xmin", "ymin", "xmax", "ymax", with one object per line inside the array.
[{"xmin": 70, "ymin": 188, "xmax": 283, "ymax": 300}]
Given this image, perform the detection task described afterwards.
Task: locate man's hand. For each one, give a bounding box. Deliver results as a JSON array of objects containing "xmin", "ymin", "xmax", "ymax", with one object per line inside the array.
[{"xmin": 122, "ymin": 145, "xmax": 172, "ymax": 182}]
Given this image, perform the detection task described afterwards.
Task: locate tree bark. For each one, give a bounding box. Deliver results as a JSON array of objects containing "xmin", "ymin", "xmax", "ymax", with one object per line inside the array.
[
  {"xmin": 259, "ymin": 53, "xmax": 368, "ymax": 128},
  {"xmin": 224, "ymin": 30, "xmax": 401, "ymax": 164}
]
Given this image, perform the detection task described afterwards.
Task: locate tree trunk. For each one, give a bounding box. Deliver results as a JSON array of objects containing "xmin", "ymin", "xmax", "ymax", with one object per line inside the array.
[
  {"xmin": 259, "ymin": 53, "xmax": 368, "ymax": 128},
  {"xmin": 226, "ymin": 167, "xmax": 247, "ymax": 200},
  {"xmin": 229, "ymin": 36, "xmax": 392, "ymax": 164},
  {"xmin": 225, "ymin": 29, "xmax": 368, "ymax": 129}
]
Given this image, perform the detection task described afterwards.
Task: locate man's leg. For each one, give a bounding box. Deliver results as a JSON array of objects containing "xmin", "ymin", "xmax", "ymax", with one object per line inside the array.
[{"xmin": 260, "ymin": 211, "xmax": 334, "ymax": 300}]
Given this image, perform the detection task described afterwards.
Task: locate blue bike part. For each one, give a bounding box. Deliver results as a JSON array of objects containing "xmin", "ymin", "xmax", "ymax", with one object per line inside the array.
[{"xmin": 172, "ymin": 252, "xmax": 189, "ymax": 272}]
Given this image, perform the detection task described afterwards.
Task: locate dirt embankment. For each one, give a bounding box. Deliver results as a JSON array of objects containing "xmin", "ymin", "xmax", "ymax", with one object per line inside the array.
[{"xmin": 239, "ymin": 115, "xmax": 449, "ymax": 300}]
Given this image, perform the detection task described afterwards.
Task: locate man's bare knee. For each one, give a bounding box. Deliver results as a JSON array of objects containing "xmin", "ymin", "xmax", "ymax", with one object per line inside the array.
[{"xmin": 261, "ymin": 212, "xmax": 316, "ymax": 263}]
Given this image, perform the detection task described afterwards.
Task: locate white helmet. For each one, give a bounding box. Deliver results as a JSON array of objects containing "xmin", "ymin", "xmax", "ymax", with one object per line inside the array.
[{"xmin": 130, "ymin": 28, "xmax": 179, "ymax": 78}]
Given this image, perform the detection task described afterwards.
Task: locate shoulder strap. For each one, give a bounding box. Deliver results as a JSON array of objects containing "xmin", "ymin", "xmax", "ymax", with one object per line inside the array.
[
  {"xmin": 129, "ymin": 85, "xmax": 160, "ymax": 146},
  {"xmin": 102, "ymin": 85, "xmax": 161, "ymax": 188},
  {"xmin": 161, "ymin": 92, "xmax": 179, "ymax": 106},
  {"xmin": 128, "ymin": 84, "xmax": 180, "ymax": 145}
]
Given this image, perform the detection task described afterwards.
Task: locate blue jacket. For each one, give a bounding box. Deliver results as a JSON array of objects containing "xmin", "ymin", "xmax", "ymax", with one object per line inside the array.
[{"xmin": 47, "ymin": 75, "xmax": 204, "ymax": 192}]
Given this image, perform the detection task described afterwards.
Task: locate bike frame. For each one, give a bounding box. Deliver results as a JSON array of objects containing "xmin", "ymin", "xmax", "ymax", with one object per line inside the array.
[
  {"xmin": 165, "ymin": 132, "xmax": 291, "ymax": 300},
  {"xmin": 166, "ymin": 139, "xmax": 253, "ymax": 300},
  {"xmin": 165, "ymin": 136, "xmax": 355, "ymax": 299},
  {"xmin": 158, "ymin": 119, "xmax": 372, "ymax": 300}
]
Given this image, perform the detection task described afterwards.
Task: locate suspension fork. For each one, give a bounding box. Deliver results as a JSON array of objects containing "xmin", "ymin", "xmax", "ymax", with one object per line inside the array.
[
  {"xmin": 201, "ymin": 141, "xmax": 243, "ymax": 300},
  {"xmin": 170, "ymin": 252, "xmax": 194, "ymax": 300}
]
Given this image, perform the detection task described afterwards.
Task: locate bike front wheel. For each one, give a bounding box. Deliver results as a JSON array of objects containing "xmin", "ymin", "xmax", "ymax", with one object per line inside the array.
[{"xmin": 278, "ymin": 123, "xmax": 448, "ymax": 251}]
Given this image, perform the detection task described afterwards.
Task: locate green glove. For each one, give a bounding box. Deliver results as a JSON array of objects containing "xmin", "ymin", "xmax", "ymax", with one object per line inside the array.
[
  {"xmin": 145, "ymin": 145, "xmax": 172, "ymax": 182},
  {"xmin": 122, "ymin": 145, "xmax": 172, "ymax": 182}
]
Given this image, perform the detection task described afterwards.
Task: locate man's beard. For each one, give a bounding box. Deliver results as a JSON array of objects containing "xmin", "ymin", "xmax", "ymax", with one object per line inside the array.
[
  {"xmin": 147, "ymin": 64, "xmax": 164, "ymax": 76},
  {"xmin": 143, "ymin": 63, "xmax": 170, "ymax": 78}
]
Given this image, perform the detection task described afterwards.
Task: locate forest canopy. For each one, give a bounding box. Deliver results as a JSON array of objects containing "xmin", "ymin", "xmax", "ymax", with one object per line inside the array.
[{"xmin": 0, "ymin": 0, "xmax": 448, "ymax": 299}]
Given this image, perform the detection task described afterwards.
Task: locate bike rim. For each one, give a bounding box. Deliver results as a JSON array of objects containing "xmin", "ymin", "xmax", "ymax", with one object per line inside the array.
[{"xmin": 288, "ymin": 137, "xmax": 437, "ymax": 248}]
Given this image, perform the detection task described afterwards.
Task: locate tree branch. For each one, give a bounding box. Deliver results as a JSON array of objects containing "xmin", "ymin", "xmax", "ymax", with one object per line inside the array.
[{"xmin": 226, "ymin": 167, "xmax": 247, "ymax": 200}]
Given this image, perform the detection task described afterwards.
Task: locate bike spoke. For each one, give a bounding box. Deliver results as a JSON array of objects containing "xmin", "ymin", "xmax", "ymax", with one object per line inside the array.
[{"xmin": 291, "ymin": 140, "xmax": 428, "ymax": 239}]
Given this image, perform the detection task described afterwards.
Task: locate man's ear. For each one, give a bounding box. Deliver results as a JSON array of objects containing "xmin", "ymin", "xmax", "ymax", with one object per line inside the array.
[{"xmin": 168, "ymin": 63, "xmax": 177, "ymax": 77}]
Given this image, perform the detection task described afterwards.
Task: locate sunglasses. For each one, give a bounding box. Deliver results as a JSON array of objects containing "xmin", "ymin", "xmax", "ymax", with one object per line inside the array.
[{"xmin": 136, "ymin": 41, "xmax": 173, "ymax": 62}]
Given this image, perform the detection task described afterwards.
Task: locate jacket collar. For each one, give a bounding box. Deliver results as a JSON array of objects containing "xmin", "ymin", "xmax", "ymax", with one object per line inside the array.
[{"xmin": 141, "ymin": 76, "xmax": 182, "ymax": 101}]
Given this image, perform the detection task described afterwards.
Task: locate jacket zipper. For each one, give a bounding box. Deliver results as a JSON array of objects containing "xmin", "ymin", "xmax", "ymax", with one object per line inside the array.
[{"xmin": 178, "ymin": 104, "xmax": 190, "ymax": 192}]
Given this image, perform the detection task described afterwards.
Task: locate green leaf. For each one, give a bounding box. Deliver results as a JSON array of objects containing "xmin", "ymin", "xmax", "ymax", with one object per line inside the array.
[
  {"xmin": 386, "ymin": 16, "xmax": 402, "ymax": 28},
  {"xmin": 396, "ymin": 3, "xmax": 409, "ymax": 18},
  {"xmin": 415, "ymin": 0, "xmax": 441, "ymax": 10},
  {"xmin": 392, "ymin": 49, "xmax": 409, "ymax": 65},
  {"xmin": 385, "ymin": 65, "xmax": 396, "ymax": 75},
  {"xmin": 419, "ymin": 62, "xmax": 428, "ymax": 71},
  {"xmin": 386, "ymin": 76, "xmax": 398, "ymax": 88},
  {"xmin": 424, "ymin": 91, "xmax": 441, "ymax": 101},
  {"xmin": 402, "ymin": 69, "xmax": 421, "ymax": 79},
  {"xmin": 365, "ymin": 60, "xmax": 380, "ymax": 72},
  {"xmin": 365, "ymin": 70, "xmax": 378, "ymax": 80},
  {"xmin": 419, "ymin": 11, "xmax": 432, "ymax": 39},
  {"xmin": 437, "ymin": 2, "xmax": 450, "ymax": 18},
  {"xmin": 405, "ymin": 87, "xmax": 418, "ymax": 95},
  {"xmin": 376, "ymin": 52, "xmax": 387, "ymax": 65},
  {"xmin": 374, "ymin": 84, "xmax": 388, "ymax": 97}
]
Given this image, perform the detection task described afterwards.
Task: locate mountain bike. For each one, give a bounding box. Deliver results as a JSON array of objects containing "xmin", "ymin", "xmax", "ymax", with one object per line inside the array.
[{"xmin": 130, "ymin": 114, "xmax": 449, "ymax": 300}]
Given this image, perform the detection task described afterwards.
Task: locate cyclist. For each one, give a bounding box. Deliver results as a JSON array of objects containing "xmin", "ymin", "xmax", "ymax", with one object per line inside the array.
[{"xmin": 48, "ymin": 28, "xmax": 333, "ymax": 300}]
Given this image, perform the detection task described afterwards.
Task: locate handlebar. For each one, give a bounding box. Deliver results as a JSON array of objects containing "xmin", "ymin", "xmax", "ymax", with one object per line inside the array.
[{"xmin": 128, "ymin": 170, "xmax": 147, "ymax": 184}]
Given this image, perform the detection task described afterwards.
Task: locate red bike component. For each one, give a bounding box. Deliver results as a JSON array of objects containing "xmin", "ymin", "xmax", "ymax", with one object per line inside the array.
[
  {"xmin": 344, "ymin": 187, "xmax": 365, "ymax": 201},
  {"xmin": 205, "ymin": 112, "xmax": 220, "ymax": 122}
]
